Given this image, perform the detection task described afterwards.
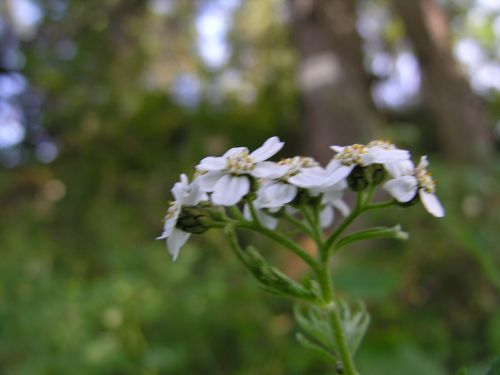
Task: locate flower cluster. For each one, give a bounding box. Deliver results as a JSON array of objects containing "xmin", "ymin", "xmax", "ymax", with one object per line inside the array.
[{"xmin": 158, "ymin": 136, "xmax": 444, "ymax": 259}]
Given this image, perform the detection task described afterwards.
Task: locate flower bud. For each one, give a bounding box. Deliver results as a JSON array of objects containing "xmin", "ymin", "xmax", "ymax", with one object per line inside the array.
[
  {"xmin": 347, "ymin": 164, "xmax": 386, "ymax": 191},
  {"xmin": 198, "ymin": 201, "xmax": 226, "ymax": 221},
  {"xmin": 347, "ymin": 166, "xmax": 369, "ymax": 191},
  {"xmin": 176, "ymin": 206, "xmax": 211, "ymax": 234},
  {"xmin": 289, "ymin": 188, "xmax": 320, "ymax": 208},
  {"xmin": 370, "ymin": 164, "xmax": 386, "ymax": 186}
]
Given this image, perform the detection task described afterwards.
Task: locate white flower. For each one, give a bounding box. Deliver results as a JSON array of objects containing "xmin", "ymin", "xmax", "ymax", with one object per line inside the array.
[
  {"xmin": 257, "ymin": 156, "xmax": 325, "ymax": 209},
  {"xmin": 383, "ymin": 156, "xmax": 444, "ymax": 217},
  {"xmin": 312, "ymin": 180, "xmax": 350, "ymax": 228},
  {"xmin": 322, "ymin": 141, "xmax": 410, "ymax": 187},
  {"xmin": 157, "ymin": 174, "xmax": 207, "ymax": 261},
  {"xmin": 283, "ymin": 156, "xmax": 326, "ymax": 188},
  {"xmin": 367, "ymin": 140, "xmax": 414, "ymax": 179},
  {"xmin": 196, "ymin": 136, "xmax": 287, "ymax": 206}
]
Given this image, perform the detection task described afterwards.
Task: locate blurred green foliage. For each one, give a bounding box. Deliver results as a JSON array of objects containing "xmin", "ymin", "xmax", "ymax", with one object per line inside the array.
[{"xmin": 0, "ymin": 0, "xmax": 499, "ymax": 374}]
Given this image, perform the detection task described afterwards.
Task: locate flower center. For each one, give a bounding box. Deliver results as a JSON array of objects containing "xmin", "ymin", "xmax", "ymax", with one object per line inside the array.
[
  {"xmin": 335, "ymin": 144, "xmax": 368, "ymax": 166},
  {"xmin": 367, "ymin": 140, "xmax": 395, "ymax": 150},
  {"xmin": 278, "ymin": 156, "xmax": 318, "ymax": 179},
  {"xmin": 165, "ymin": 201, "xmax": 180, "ymax": 220},
  {"xmin": 415, "ymin": 166, "xmax": 436, "ymax": 194},
  {"xmin": 226, "ymin": 149, "xmax": 255, "ymax": 174}
]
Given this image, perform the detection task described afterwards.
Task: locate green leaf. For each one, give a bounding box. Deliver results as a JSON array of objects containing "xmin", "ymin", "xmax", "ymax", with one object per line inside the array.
[
  {"xmin": 336, "ymin": 225, "xmax": 409, "ymax": 249},
  {"xmin": 338, "ymin": 301, "xmax": 371, "ymax": 355},
  {"xmin": 296, "ymin": 333, "xmax": 338, "ymax": 364},
  {"xmin": 294, "ymin": 300, "xmax": 371, "ymax": 359},
  {"xmin": 455, "ymin": 367, "xmax": 468, "ymax": 375},
  {"xmin": 294, "ymin": 304, "xmax": 338, "ymax": 352},
  {"xmin": 224, "ymin": 225, "xmax": 317, "ymax": 301}
]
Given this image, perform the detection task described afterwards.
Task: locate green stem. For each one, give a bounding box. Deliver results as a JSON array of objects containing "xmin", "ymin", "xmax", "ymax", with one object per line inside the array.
[
  {"xmin": 363, "ymin": 185, "xmax": 376, "ymax": 206},
  {"xmin": 246, "ymin": 197, "xmax": 261, "ymax": 226},
  {"xmin": 323, "ymin": 193, "xmax": 364, "ymax": 261},
  {"xmin": 317, "ymin": 264, "xmax": 334, "ymax": 302},
  {"xmin": 315, "ymin": 193, "xmax": 366, "ymax": 374},
  {"xmin": 225, "ymin": 225, "xmax": 250, "ymax": 266},
  {"xmin": 237, "ymin": 222, "xmax": 320, "ymax": 274},
  {"xmin": 282, "ymin": 211, "xmax": 315, "ymax": 238},
  {"xmin": 316, "ymin": 262, "xmax": 358, "ymax": 375},
  {"xmin": 301, "ymin": 204, "xmax": 324, "ymax": 248},
  {"xmin": 228, "ymin": 205, "xmax": 244, "ymax": 220},
  {"xmin": 329, "ymin": 305, "xmax": 358, "ymax": 375},
  {"xmin": 364, "ymin": 200, "xmax": 395, "ymax": 211}
]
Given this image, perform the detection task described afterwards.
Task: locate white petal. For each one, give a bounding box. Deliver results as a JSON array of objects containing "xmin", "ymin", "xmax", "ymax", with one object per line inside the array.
[
  {"xmin": 196, "ymin": 156, "xmax": 227, "ymax": 171},
  {"xmin": 171, "ymin": 182, "xmax": 184, "ymax": 201},
  {"xmin": 255, "ymin": 184, "xmax": 274, "ymax": 208},
  {"xmin": 331, "ymin": 199, "xmax": 350, "ymax": 217},
  {"xmin": 243, "ymin": 203, "xmax": 252, "ymax": 221},
  {"xmin": 181, "ymin": 173, "xmax": 189, "ymax": 185},
  {"xmin": 197, "ymin": 171, "xmax": 225, "ymax": 192},
  {"xmin": 330, "ymin": 145, "xmax": 345, "ymax": 154},
  {"xmin": 385, "ymin": 160, "xmax": 415, "ymax": 178},
  {"xmin": 167, "ymin": 228, "xmax": 191, "ymax": 261},
  {"xmin": 418, "ymin": 155, "xmax": 429, "ymax": 169},
  {"xmin": 322, "ymin": 188, "xmax": 344, "ymax": 204},
  {"xmin": 320, "ymin": 205, "xmax": 334, "ymax": 228},
  {"xmin": 260, "ymin": 182, "xmax": 297, "ymax": 208},
  {"xmin": 157, "ymin": 215, "xmax": 178, "ymax": 240},
  {"xmin": 251, "ymin": 161, "xmax": 289, "ymax": 179},
  {"xmin": 249, "ymin": 136, "xmax": 284, "ymax": 162},
  {"xmin": 243, "ymin": 204, "xmax": 278, "ymax": 229},
  {"xmin": 322, "ymin": 165, "xmax": 354, "ymax": 187},
  {"xmin": 171, "ymin": 174, "xmax": 191, "ymax": 201},
  {"xmin": 419, "ymin": 189, "xmax": 444, "ymax": 217},
  {"xmin": 288, "ymin": 170, "xmax": 326, "ymax": 188},
  {"xmin": 325, "ymin": 159, "xmax": 342, "ymax": 172},
  {"xmin": 223, "ymin": 147, "xmax": 248, "ymax": 158},
  {"xmin": 363, "ymin": 148, "xmax": 410, "ymax": 165},
  {"xmin": 212, "ymin": 175, "xmax": 250, "ymax": 206},
  {"xmin": 260, "ymin": 213, "xmax": 278, "ymax": 229},
  {"xmin": 182, "ymin": 182, "xmax": 205, "ymax": 206},
  {"xmin": 383, "ymin": 176, "xmax": 418, "ymax": 202},
  {"xmin": 318, "ymin": 178, "xmax": 347, "ymax": 193}
]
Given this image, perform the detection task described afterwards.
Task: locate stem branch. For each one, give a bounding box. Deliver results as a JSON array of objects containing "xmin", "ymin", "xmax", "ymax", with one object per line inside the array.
[{"xmin": 237, "ymin": 222, "xmax": 320, "ymax": 274}]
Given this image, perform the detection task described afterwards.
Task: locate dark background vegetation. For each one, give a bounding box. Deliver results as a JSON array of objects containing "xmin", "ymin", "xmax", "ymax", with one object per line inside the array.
[{"xmin": 0, "ymin": 0, "xmax": 499, "ymax": 374}]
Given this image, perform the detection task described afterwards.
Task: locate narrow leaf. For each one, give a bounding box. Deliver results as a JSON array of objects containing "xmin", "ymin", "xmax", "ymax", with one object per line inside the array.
[
  {"xmin": 296, "ymin": 333, "xmax": 338, "ymax": 364},
  {"xmin": 336, "ymin": 225, "xmax": 409, "ymax": 249}
]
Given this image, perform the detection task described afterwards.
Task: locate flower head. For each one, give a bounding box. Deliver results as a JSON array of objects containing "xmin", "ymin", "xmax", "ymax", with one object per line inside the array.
[
  {"xmin": 322, "ymin": 141, "xmax": 410, "ymax": 188},
  {"xmin": 196, "ymin": 136, "xmax": 286, "ymax": 206},
  {"xmin": 157, "ymin": 174, "xmax": 207, "ymax": 260},
  {"xmin": 367, "ymin": 140, "xmax": 414, "ymax": 179},
  {"xmin": 256, "ymin": 156, "xmax": 325, "ymax": 209},
  {"xmin": 383, "ymin": 156, "xmax": 444, "ymax": 217}
]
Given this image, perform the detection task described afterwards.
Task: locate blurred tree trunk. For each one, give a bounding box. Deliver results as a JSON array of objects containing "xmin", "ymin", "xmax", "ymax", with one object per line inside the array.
[
  {"xmin": 289, "ymin": 0, "xmax": 379, "ymax": 163},
  {"xmin": 394, "ymin": 0, "xmax": 494, "ymax": 164}
]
